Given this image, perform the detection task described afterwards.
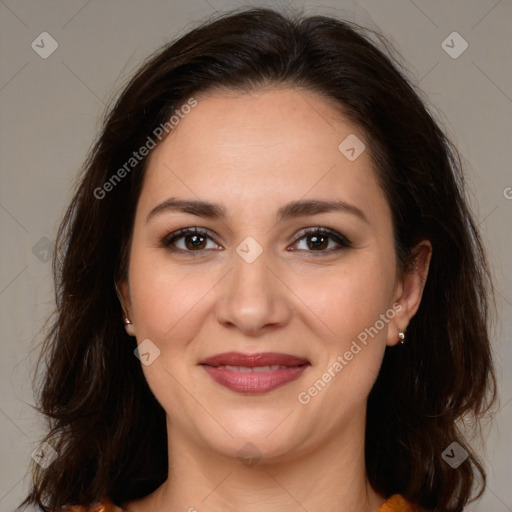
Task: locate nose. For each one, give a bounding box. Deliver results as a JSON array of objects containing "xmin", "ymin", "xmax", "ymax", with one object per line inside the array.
[{"xmin": 214, "ymin": 246, "xmax": 292, "ymax": 336}]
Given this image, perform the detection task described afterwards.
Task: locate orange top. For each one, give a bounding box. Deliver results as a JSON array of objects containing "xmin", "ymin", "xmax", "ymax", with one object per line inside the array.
[
  {"xmin": 63, "ymin": 493, "xmax": 419, "ymax": 511},
  {"xmin": 378, "ymin": 494, "xmax": 419, "ymax": 511}
]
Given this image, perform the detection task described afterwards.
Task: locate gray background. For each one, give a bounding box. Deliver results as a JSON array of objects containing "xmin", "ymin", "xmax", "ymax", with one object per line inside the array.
[{"xmin": 0, "ymin": 0, "xmax": 511, "ymax": 510}]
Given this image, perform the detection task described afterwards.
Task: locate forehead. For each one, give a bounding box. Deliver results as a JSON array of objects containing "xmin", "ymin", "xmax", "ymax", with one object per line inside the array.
[
  {"xmin": 140, "ymin": 87, "xmax": 390, "ymax": 226},
  {"xmin": 162, "ymin": 87, "xmax": 357, "ymax": 166}
]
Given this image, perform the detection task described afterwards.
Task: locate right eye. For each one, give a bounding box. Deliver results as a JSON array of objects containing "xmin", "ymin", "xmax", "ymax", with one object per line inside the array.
[{"xmin": 160, "ymin": 227, "xmax": 222, "ymax": 255}]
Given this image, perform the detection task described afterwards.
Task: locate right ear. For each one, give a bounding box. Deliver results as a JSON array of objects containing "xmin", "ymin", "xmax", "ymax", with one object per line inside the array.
[{"xmin": 115, "ymin": 280, "xmax": 136, "ymax": 337}]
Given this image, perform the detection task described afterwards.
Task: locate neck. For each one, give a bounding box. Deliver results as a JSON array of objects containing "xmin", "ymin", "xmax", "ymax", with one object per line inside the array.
[{"xmin": 133, "ymin": 407, "xmax": 386, "ymax": 512}]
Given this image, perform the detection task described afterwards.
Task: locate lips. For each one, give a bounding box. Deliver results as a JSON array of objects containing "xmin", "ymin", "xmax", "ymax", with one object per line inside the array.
[
  {"xmin": 200, "ymin": 352, "xmax": 309, "ymax": 367},
  {"xmin": 200, "ymin": 352, "xmax": 310, "ymax": 394}
]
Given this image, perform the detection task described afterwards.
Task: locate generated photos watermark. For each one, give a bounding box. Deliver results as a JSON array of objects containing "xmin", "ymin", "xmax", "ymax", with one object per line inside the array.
[
  {"xmin": 94, "ymin": 97, "xmax": 198, "ymax": 200},
  {"xmin": 297, "ymin": 302, "xmax": 403, "ymax": 405}
]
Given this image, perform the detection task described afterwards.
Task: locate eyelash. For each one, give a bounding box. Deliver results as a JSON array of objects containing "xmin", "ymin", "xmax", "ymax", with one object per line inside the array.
[{"xmin": 160, "ymin": 226, "xmax": 353, "ymax": 257}]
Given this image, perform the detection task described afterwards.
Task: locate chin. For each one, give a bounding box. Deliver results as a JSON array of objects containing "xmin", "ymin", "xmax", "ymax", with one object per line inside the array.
[{"xmin": 197, "ymin": 414, "xmax": 309, "ymax": 463}]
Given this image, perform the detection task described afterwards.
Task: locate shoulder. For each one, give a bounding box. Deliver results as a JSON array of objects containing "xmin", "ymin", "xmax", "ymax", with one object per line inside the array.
[
  {"xmin": 62, "ymin": 494, "xmax": 427, "ymax": 512},
  {"xmin": 378, "ymin": 494, "xmax": 430, "ymax": 512},
  {"xmin": 60, "ymin": 497, "xmax": 123, "ymax": 512}
]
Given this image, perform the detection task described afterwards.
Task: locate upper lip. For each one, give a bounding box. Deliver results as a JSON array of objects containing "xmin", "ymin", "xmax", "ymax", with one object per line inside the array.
[{"xmin": 200, "ymin": 352, "xmax": 310, "ymax": 367}]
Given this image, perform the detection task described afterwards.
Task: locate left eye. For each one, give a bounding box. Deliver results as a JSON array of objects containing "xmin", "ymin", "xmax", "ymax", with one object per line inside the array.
[
  {"xmin": 290, "ymin": 228, "xmax": 352, "ymax": 254},
  {"xmin": 161, "ymin": 227, "xmax": 352, "ymax": 255}
]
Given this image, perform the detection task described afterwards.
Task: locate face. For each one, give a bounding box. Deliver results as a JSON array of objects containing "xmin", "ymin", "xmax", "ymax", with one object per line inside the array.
[{"xmin": 120, "ymin": 87, "xmax": 428, "ymax": 463}]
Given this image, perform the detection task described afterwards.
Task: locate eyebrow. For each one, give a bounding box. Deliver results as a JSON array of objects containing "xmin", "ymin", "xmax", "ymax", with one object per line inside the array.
[{"xmin": 145, "ymin": 197, "xmax": 369, "ymax": 224}]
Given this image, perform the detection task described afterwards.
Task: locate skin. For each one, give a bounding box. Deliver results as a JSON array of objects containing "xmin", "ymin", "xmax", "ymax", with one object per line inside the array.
[{"xmin": 119, "ymin": 87, "xmax": 431, "ymax": 512}]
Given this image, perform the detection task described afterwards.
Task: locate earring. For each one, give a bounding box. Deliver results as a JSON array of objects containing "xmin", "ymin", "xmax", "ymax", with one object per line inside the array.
[
  {"xmin": 398, "ymin": 328, "xmax": 406, "ymax": 344},
  {"xmin": 123, "ymin": 317, "xmax": 135, "ymax": 336}
]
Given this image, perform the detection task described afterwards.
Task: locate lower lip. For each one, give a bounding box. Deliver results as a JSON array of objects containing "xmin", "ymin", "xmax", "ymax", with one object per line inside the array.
[{"xmin": 201, "ymin": 364, "xmax": 310, "ymax": 394}]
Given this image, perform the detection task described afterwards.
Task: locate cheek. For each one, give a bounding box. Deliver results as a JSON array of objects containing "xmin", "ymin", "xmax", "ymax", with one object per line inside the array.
[
  {"xmin": 293, "ymin": 259, "xmax": 395, "ymax": 344},
  {"xmin": 295, "ymin": 264, "xmax": 394, "ymax": 420},
  {"xmin": 127, "ymin": 248, "xmax": 216, "ymax": 342}
]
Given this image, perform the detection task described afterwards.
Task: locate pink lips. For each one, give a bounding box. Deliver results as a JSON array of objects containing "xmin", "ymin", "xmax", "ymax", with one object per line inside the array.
[{"xmin": 200, "ymin": 351, "xmax": 310, "ymax": 394}]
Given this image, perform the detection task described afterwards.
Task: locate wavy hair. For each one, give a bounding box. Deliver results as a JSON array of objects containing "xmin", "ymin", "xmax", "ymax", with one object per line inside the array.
[{"xmin": 21, "ymin": 7, "xmax": 497, "ymax": 512}]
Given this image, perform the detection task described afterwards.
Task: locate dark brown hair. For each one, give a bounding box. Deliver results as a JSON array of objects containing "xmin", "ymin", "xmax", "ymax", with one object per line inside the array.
[{"xmin": 21, "ymin": 7, "xmax": 497, "ymax": 512}]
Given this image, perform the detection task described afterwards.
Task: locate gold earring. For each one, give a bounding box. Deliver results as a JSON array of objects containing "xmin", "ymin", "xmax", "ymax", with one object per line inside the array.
[{"xmin": 398, "ymin": 328, "xmax": 406, "ymax": 344}]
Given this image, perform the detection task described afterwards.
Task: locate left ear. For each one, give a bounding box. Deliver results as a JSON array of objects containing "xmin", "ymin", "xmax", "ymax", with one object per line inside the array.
[
  {"xmin": 115, "ymin": 279, "xmax": 137, "ymax": 337},
  {"xmin": 387, "ymin": 240, "xmax": 432, "ymax": 346}
]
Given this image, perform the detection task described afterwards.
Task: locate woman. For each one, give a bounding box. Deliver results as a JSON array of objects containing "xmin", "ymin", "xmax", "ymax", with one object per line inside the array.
[{"xmin": 20, "ymin": 7, "xmax": 497, "ymax": 512}]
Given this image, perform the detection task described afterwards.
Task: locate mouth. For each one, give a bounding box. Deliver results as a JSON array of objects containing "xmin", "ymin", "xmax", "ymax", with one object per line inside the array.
[{"xmin": 199, "ymin": 352, "xmax": 311, "ymax": 394}]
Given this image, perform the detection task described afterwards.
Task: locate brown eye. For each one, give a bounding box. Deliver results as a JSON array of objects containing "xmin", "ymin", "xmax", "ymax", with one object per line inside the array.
[
  {"xmin": 305, "ymin": 233, "xmax": 329, "ymax": 251},
  {"xmin": 183, "ymin": 233, "xmax": 207, "ymax": 250},
  {"xmin": 290, "ymin": 228, "xmax": 352, "ymax": 255},
  {"xmin": 161, "ymin": 226, "xmax": 351, "ymax": 257},
  {"xmin": 161, "ymin": 227, "xmax": 221, "ymax": 254}
]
